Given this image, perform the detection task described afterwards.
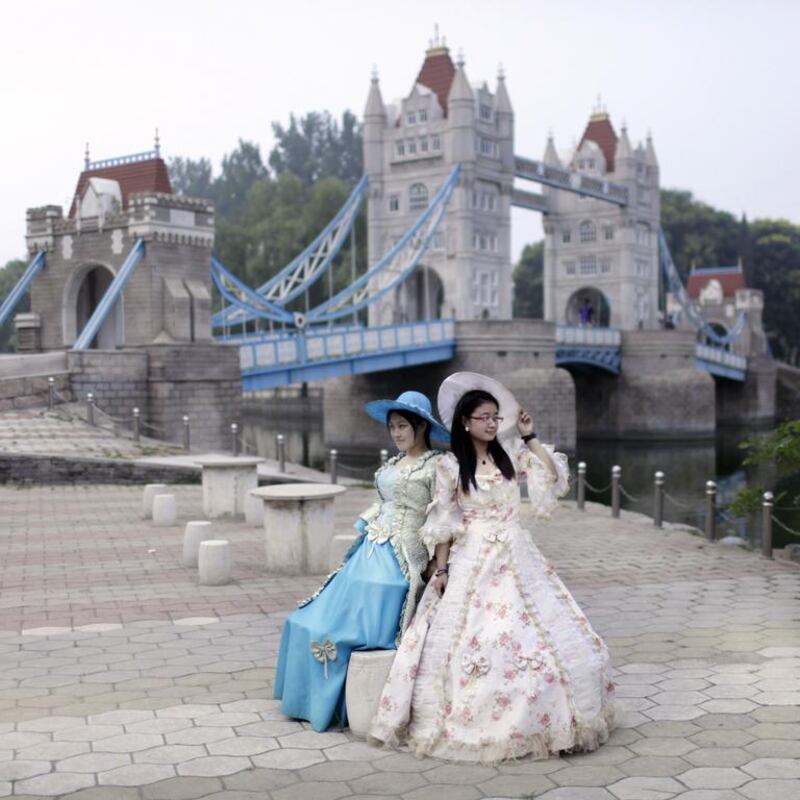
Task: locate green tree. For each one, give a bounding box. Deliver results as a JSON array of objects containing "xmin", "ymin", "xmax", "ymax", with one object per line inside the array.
[
  {"xmin": 0, "ymin": 258, "xmax": 29, "ymax": 352},
  {"xmin": 167, "ymin": 156, "xmax": 213, "ymax": 198},
  {"xmin": 214, "ymin": 140, "xmax": 269, "ymax": 221},
  {"xmin": 269, "ymin": 111, "xmax": 362, "ymax": 188},
  {"xmin": 512, "ymin": 242, "xmax": 544, "ymax": 319}
]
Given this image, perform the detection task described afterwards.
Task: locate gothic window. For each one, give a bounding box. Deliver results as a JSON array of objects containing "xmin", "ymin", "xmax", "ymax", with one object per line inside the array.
[
  {"xmin": 407, "ymin": 111, "xmax": 416, "ymax": 125},
  {"xmin": 604, "ymin": 225, "xmax": 614, "ymax": 241},
  {"xmin": 431, "ymin": 135, "xmax": 441, "ymax": 151},
  {"xmin": 396, "ymin": 141, "xmax": 405, "ymax": 157},
  {"xmin": 600, "ymin": 258, "xmax": 611, "ymax": 273},
  {"xmin": 407, "ymin": 139, "xmax": 417, "ymax": 155},
  {"xmin": 480, "ymin": 104, "xmax": 493, "ymax": 122},
  {"xmin": 579, "ymin": 220, "xmax": 597, "ymax": 243},
  {"xmin": 472, "ymin": 191, "xmax": 478, "ymax": 209},
  {"xmin": 418, "ymin": 108, "xmax": 428, "ymax": 122},
  {"xmin": 389, "ymin": 194, "xmax": 399, "ymax": 212},
  {"xmin": 490, "ymin": 271, "xmax": 499, "ymax": 306},
  {"xmin": 565, "ymin": 261, "xmax": 576, "ymax": 275},
  {"xmin": 420, "ymin": 137, "xmax": 428, "ymax": 153},
  {"xmin": 562, "ymin": 230, "xmax": 571, "ymax": 244},
  {"xmin": 579, "ymin": 255, "xmax": 597, "ymax": 275},
  {"xmin": 409, "ymin": 183, "xmax": 428, "ymax": 210}
]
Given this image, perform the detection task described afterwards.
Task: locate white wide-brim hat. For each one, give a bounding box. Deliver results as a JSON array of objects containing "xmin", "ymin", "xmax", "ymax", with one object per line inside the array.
[{"xmin": 437, "ymin": 372, "xmax": 520, "ymax": 438}]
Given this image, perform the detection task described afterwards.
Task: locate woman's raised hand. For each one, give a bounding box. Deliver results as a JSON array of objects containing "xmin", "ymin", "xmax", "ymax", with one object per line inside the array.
[{"xmin": 517, "ymin": 408, "xmax": 534, "ymax": 436}]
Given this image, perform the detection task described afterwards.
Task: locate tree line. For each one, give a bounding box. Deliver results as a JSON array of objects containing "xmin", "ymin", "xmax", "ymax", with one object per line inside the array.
[{"xmin": 1, "ymin": 109, "xmax": 798, "ymax": 363}]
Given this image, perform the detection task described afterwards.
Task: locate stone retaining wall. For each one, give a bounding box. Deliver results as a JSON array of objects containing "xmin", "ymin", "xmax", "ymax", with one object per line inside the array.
[{"xmin": 0, "ymin": 372, "xmax": 72, "ymax": 412}]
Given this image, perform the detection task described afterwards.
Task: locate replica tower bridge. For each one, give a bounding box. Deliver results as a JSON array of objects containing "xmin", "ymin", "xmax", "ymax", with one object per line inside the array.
[{"xmin": 0, "ymin": 39, "xmax": 774, "ymax": 447}]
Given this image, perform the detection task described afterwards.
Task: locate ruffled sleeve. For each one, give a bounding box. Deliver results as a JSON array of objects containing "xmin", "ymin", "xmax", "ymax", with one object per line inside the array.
[
  {"xmin": 419, "ymin": 453, "xmax": 464, "ymax": 551},
  {"xmin": 358, "ymin": 501, "xmax": 381, "ymax": 526},
  {"xmin": 511, "ymin": 438, "xmax": 570, "ymax": 520}
]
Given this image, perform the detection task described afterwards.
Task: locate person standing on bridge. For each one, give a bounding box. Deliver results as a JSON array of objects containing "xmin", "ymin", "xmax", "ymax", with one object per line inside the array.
[
  {"xmin": 273, "ymin": 391, "xmax": 449, "ymax": 732},
  {"xmin": 370, "ymin": 373, "xmax": 615, "ymax": 762}
]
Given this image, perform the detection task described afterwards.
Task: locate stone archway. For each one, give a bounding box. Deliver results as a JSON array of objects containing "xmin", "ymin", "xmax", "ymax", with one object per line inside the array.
[
  {"xmin": 699, "ymin": 321, "xmax": 730, "ymax": 351},
  {"xmin": 565, "ymin": 287, "xmax": 611, "ymax": 327},
  {"xmin": 396, "ymin": 265, "xmax": 444, "ymax": 323},
  {"xmin": 64, "ymin": 263, "xmax": 123, "ymax": 349}
]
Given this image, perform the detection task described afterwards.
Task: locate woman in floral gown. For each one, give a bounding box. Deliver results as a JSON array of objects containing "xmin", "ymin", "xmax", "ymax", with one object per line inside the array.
[
  {"xmin": 370, "ymin": 372, "xmax": 615, "ymax": 763},
  {"xmin": 274, "ymin": 390, "xmax": 448, "ymax": 732}
]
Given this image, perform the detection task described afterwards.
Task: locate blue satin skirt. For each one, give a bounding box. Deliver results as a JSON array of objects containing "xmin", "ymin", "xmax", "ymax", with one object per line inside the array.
[{"xmin": 273, "ymin": 537, "xmax": 409, "ymax": 731}]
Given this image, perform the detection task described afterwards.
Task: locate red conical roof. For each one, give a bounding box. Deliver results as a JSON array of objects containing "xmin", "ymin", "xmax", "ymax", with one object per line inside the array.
[
  {"xmin": 579, "ymin": 111, "xmax": 618, "ymax": 173},
  {"xmin": 415, "ymin": 46, "xmax": 456, "ymax": 116},
  {"xmin": 69, "ymin": 155, "xmax": 172, "ymax": 217}
]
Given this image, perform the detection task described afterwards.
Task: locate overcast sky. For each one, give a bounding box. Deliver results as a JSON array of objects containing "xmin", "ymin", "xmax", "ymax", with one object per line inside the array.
[{"xmin": 1, "ymin": 0, "xmax": 797, "ymax": 268}]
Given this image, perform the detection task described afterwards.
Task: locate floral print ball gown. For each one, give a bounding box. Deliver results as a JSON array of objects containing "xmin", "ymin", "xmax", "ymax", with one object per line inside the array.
[{"xmin": 370, "ymin": 440, "xmax": 615, "ymax": 763}]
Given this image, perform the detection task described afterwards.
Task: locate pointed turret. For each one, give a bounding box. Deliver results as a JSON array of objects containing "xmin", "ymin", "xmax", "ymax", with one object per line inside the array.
[
  {"xmin": 495, "ymin": 67, "xmax": 513, "ymax": 116},
  {"xmin": 645, "ymin": 132, "xmax": 658, "ymax": 167},
  {"xmin": 364, "ymin": 69, "xmax": 386, "ymax": 121},
  {"xmin": 543, "ymin": 132, "xmax": 561, "ymax": 166},
  {"xmin": 615, "ymin": 124, "xmax": 632, "ymax": 161},
  {"xmin": 447, "ymin": 55, "xmax": 474, "ymax": 106}
]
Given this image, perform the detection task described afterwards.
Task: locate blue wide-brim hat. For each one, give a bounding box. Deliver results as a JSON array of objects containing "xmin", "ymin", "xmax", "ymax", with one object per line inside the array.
[{"xmin": 364, "ymin": 390, "xmax": 450, "ymax": 444}]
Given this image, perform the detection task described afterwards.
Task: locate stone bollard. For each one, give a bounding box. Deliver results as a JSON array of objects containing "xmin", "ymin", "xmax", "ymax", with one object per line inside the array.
[
  {"xmin": 653, "ymin": 471, "xmax": 665, "ymax": 529},
  {"xmin": 761, "ymin": 492, "xmax": 774, "ymax": 559},
  {"xmin": 244, "ymin": 492, "xmax": 264, "ymax": 526},
  {"xmin": 705, "ymin": 481, "xmax": 717, "ymax": 541},
  {"xmin": 182, "ymin": 521, "xmax": 214, "ymax": 568},
  {"xmin": 329, "ymin": 449, "xmax": 338, "ymax": 485},
  {"xmin": 152, "ymin": 494, "xmax": 177, "ymax": 527},
  {"xmin": 142, "ymin": 483, "xmax": 168, "ymax": 519},
  {"xmin": 329, "ymin": 533, "xmax": 357, "ymax": 572},
  {"xmin": 132, "ymin": 408, "xmax": 141, "ymax": 444},
  {"xmin": 86, "ymin": 392, "xmax": 95, "ymax": 426},
  {"xmin": 577, "ymin": 462, "xmax": 586, "ymax": 511},
  {"xmin": 380, "ymin": 448, "xmax": 389, "ymax": 466},
  {"xmin": 198, "ymin": 540, "xmax": 231, "ymax": 585},
  {"xmin": 230, "ymin": 423, "xmax": 240, "ymax": 457},
  {"xmin": 182, "ymin": 415, "xmax": 191, "ymax": 452},
  {"xmin": 345, "ymin": 650, "xmax": 397, "ymax": 737},
  {"xmin": 277, "ymin": 434, "xmax": 286, "ymax": 473},
  {"xmin": 47, "ymin": 376, "xmax": 55, "ymax": 410},
  {"xmin": 611, "ymin": 465, "xmax": 621, "ymax": 519}
]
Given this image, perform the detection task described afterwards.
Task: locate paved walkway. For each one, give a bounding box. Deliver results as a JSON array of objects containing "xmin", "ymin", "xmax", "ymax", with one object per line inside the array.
[{"xmin": 0, "ymin": 482, "xmax": 798, "ymax": 799}]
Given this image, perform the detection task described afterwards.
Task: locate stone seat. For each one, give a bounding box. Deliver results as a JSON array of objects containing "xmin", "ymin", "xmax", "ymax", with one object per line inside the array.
[
  {"xmin": 345, "ymin": 649, "xmax": 396, "ymax": 737},
  {"xmin": 142, "ymin": 483, "xmax": 168, "ymax": 519},
  {"xmin": 198, "ymin": 540, "xmax": 231, "ymax": 586}
]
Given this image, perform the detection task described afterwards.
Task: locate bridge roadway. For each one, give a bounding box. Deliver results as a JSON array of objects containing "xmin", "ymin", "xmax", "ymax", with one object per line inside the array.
[
  {"xmin": 227, "ymin": 320, "xmax": 747, "ymax": 390},
  {"xmin": 0, "ymin": 479, "xmax": 797, "ymax": 799}
]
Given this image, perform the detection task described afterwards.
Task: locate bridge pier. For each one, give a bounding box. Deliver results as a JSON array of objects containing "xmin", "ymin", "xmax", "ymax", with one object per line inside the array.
[
  {"xmin": 716, "ymin": 354, "xmax": 776, "ymax": 427},
  {"xmin": 568, "ymin": 330, "xmax": 716, "ymax": 440},
  {"xmin": 323, "ymin": 320, "xmax": 577, "ymax": 453}
]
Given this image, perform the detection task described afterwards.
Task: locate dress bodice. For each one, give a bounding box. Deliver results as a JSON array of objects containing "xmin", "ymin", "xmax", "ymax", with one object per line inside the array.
[{"xmin": 361, "ymin": 450, "xmax": 441, "ymax": 546}]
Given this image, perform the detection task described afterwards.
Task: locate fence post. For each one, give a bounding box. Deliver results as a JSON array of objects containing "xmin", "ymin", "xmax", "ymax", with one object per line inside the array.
[
  {"xmin": 230, "ymin": 423, "xmax": 239, "ymax": 457},
  {"xmin": 577, "ymin": 461, "xmax": 586, "ymax": 511},
  {"xmin": 653, "ymin": 471, "xmax": 665, "ymax": 528},
  {"xmin": 329, "ymin": 449, "xmax": 338, "ymax": 484},
  {"xmin": 611, "ymin": 465, "xmax": 621, "ymax": 519},
  {"xmin": 705, "ymin": 480, "xmax": 717, "ymax": 541},
  {"xmin": 277, "ymin": 434, "xmax": 286, "ymax": 473},
  {"xmin": 132, "ymin": 407, "xmax": 140, "ymax": 444},
  {"xmin": 48, "ymin": 376, "xmax": 55, "ymax": 410},
  {"xmin": 761, "ymin": 491, "xmax": 774, "ymax": 559},
  {"xmin": 86, "ymin": 392, "xmax": 95, "ymax": 426},
  {"xmin": 182, "ymin": 415, "xmax": 190, "ymax": 452},
  {"xmin": 380, "ymin": 448, "xmax": 389, "ymax": 467}
]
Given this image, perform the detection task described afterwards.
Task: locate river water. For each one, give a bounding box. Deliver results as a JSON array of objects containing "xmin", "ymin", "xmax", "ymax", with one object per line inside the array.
[{"xmin": 241, "ymin": 405, "xmax": 798, "ymax": 550}]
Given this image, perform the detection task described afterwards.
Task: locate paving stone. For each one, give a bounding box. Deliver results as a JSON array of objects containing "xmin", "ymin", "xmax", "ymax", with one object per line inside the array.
[
  {"xmin": 619, "ymin": 756, "xmax": 691, "ymax": 777},
  {"xmin": 739, "ymin": 780, "xmax": 800, "ymax": 800},
  {"xmin": 166, "ymin": 726, "xmax": 235, "ymax": 745},
  {"xmin": 206, "ymin": 736, "xmax": 278, "ymax": 756},
  {"xmin": 277, "ymin": 729, "xmax": 349, "ymax": 749},
  {"xmin": 14, "ymin": 772, "xmax": 96, "ymax": 796},
  {"xmin": 423, "ymin": 764, "xmax": 497, "ymax": 784},
  {"xmin": 0, "ymin": 760, "xmax": 51, "ymax": 780},
  {"xmin": 18, "ymin": 716, "xmax": 92, "ymax": 732},
  {"xmin": 251, "ymin": 748, "xmax": 325, "ymax": 770},
  {"xmin": 684, "ymin": 748, "xmax": 752, "ymax": 767},
  {"xmin": 141, "ymin": 775, "xmax": 224, "ymax": 800},
  {"xmin": 637, "ymin": 721, "xmax": 702, "ymax": 738},
  {"xmin": 403, "ymin": 786, "xmax": 483, "ymax": 800},
  {"xmin": 565, "ymin": 746, "xmax": 636, "ymax": 766},
  {"xmin": 672, "ymin": 792, "xmax": 750, "ymax": 800},
  {"xmin": 350, "ymin": 770, "xmax": 429, "ymax": 795},
  {"xmin": 678, "ymin": 767, "xmax": 750, "ymax": 789},
  {"xmin": 222, "ymin": 768, "xmax": 298, "ymax": 792},
  {"xmin": 54, "ymin": 724, "xmax": 124, "ymax": 742},
  {"xmin": 552, "ymin": 765, "xmax": 626, "ymax": 786},
  {"xmin": 537, "ymin": 789, "xmax": 617, "ymax": 800},
  {"xmin": 88, "ymin": 709, "xmax": 155, "ymax": 725},
  {"xmin": 134, "ymin": 745, "xmax": 208, "ymax": 764},
  {"xmin": 744, "ymin": 739, "xmax": 800, "ymax": 759},
  {"xmin": 93, "ymin": 732, "xmax": 165, "ymax": 752},
  {"xmin": 629, "ymin": 738, "xmax": 696, "ymax": 756},
  {"xmin": 742, "ymin": 758, "xmax": 800, "ymax": 779},
  {"xmin": 689, "ymin": 730, "xmax": 755, "ymax": 748},
  {"xmin": 478, "ymin": 773, "xmax": 557, "ymax": 797},
  {"xmin": 177, "ymin": 756, "xmax": 252, "ymax": 777},
  {"xmin": 0, "ymin": 731, "xmax": 49, "ymax": 749},
  {"xmin": 372, "ymin": 751, "xmax": 443, "ymax": 772},
  {"xmin": 56, "ymin": 752, "xmax": 132, "ymax": 773},
  {"xmin": 60, "ymin": 788, "xmax": 142, "ymax": 800},
  {"xmin": 126, "ymin": 718, "xmax": 193, "ymax": 735},
  {"xmin": 325, "ymin": 740, "xmax": 393, "ymax": 761},
  {"xmin": 98, "ymin": 763, "xmax": 177, "ymax": 786},
  {"xmin": 608, "ymin": 776, "xmax": 683, "ymax": 800}
]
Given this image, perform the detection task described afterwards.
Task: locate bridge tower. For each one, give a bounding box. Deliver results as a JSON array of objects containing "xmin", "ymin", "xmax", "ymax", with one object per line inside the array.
[
  {"xmin": 363, "ymin": 34, "xmax": 514, "ymax": 324},
  {"xmin": 19, "ymin": 145, "xmax": 240, "ymax": 448},
  {"xmin": 542, "ymin": 107, "xmax": 661, "ymax": 330}
]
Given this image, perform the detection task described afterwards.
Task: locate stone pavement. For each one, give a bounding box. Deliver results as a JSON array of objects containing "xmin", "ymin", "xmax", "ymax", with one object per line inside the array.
[{"xmin": 0, "ymin": 482, "xmax": 798, "ymax": 800}]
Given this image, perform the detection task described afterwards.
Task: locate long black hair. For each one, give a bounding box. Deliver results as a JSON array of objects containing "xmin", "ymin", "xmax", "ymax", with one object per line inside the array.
[
  {"xmin": 386, "ymin": 409, "xmax": 432, "ymax": 449},
  {"xmin": 450, "ymin": 389, "xmax": 515, "ymax": 493}
]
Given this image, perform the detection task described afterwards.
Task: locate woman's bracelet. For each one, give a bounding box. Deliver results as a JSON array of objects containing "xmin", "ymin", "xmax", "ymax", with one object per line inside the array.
[
  {"xmin": 434, "ymin": 567, "xmax": 449, "ymax": 577},
  {"xmin": 521, "ymin": 432, "xmax": 537, "ymax": 443}
]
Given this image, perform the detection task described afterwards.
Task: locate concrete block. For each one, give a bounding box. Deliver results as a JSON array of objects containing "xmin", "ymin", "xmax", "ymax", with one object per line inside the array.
[
  {"xmin": 345, "ymin": 650, "xmax": 396, "ymax": 737},
  {"xmin": 244, "ymin": 492, "xmax": 263, "ymax": 527},
  {"xmin": 182, "ymin": 521, "xmax": 214, "ymax": 568},
  {"xmin": 142, "ymin": 484, "xmax": 168, "ymax": 519},
  {"xmin": 152, "ymin": 494, "xmax": 177, "ymax": 527},
  {"xmin": 329, "ymin": 534, "xmax": 358, "ymax": 572},
  {"xmin": 198, "ymin": 540, "xmax": 231, "ymax": 586}
]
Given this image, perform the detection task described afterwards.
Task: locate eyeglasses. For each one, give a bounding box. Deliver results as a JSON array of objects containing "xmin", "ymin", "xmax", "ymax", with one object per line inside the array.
[{"xmin": 469, "ymin": 414, "xmax": 504, "ymax": 424}]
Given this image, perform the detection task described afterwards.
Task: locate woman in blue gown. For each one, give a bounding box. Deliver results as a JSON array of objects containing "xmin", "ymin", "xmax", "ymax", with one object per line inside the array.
[{"xmin": 273, "ymin": 390, "xmax": 450, "ymax": 731}]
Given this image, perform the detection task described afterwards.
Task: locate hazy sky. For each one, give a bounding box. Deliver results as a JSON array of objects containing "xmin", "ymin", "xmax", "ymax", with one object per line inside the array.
[{"xmin": 1, "ymin": 0, "xmax": 797, "ymax": 268}]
